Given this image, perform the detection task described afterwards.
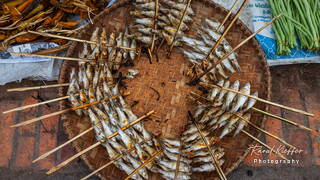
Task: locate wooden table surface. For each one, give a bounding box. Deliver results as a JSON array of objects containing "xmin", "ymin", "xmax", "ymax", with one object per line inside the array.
[{"xmin": 0, "ymin": 64, "xmax": 319, "ymax": 180}]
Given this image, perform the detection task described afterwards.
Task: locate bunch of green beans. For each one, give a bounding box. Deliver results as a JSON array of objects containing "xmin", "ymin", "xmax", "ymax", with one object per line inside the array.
[{"xmin": 269, "ymin": 0, "xmax": 320, "ymax": 55}]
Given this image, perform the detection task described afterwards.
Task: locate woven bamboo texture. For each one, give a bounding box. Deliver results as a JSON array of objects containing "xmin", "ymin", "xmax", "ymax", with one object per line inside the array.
[{"xmin": 58, "ymin": 0, "xmax": 271, "ymax": 179}]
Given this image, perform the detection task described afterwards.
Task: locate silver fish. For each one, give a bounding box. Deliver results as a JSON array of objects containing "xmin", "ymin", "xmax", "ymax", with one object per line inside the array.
[
  {"xmin": 162, "ymin": 138, "xmax": 181, "ymax": 147},
  {"xmin": 228, "ymin": 52, "xmax": 241, "ymax": 72},
  {"xmin": 162, "ymin": 0, "xmax": 195, "ymax": 16},
  {"xmin": 92, "ymin": 66, "xmax": 101, "ymax": 88},
  {"xmin": 69, "ymin": 94, "xmax": 82, "ymax": 116},
  {"xmin": 193, "ymin": 152, "xmax": 225, "ymax": 163},
  {"xmin": 123, "ymin": 27, "xmax": 130, "ymax": 59},
  {"xmin": 87, "ymin": 109, "xmax": 105, "ymax": 142},
  {"xmin": 136, "ymin": 2, "xmax": 155, "ymax": 10},
  {"xmin": 207, "ymin": 80, "xmax": 224, "ymax": 101},
  {"xmin": 158, "ymin": 169, "xmax": 191, "ymax": 180},
  {"xmin": 215, "ymin": 80, "xmax": 230, "ymax": 103},
  {"xmin": 220, "ymin": 114, "xmax": 241, "ymax": 138},
  {"xmin": 223, "ymin": 80, "xmax": 240, "ymax": 110},
  {"xmin": 126, "ymin": 154, "xmax": 149, "ymax": 179},
  {"xmin": 243, "ymin": 91, "xmax": 258, "ymax": 112},
  {"xmin": 108, "ymin": 32, "xmax": 115, "ymax": 53},
  {"xmin": 192, "ymin": 159, "xmax": 225, "ymax": 172},
  {"xmin": 216, "ymin": 111, "xmax": 232, "ymax": 124},
  {"xmin": 103, "ymin": 141, "xmax": 119, "ymax": 159},
  {"xmin": 126, "ymin": 69, "xmax": 139, "ymax": 79},
  {"xmin": 180, "ymin": 36, "xmax": 206, "ymax": 47},
  {"xmin": 234, "ymin": 113, "xmax": 251, "ymax": 136},
  {"xmin": 129, "ymin": 39, "xmax": 137, "ymax": 60},
  {"xmin": 90, "ymin": 27, "xmax": 99, "ymax": 50},
  {"xmin": 169, "ymin": 9, "xmax": 193, "ymax": 23},
  {"xmin": 116, "ymin": 159, "xmax": 143, "ymax": 180},
  {"xmin": 163, "ymin": 149, "xmax": 191, "ymax": 164},
  {"xmin": 135, "ymin": 18, "xmax": 153, "ymax": 27},
  {"xmin": 182, "ymin": 124, "xmax": 198, "ymax": 136},
  {"xmin": 216, "ymin": 63, "xmax": 229, "ymax": 79},
  {"xmin": 205, "ymin": 18, "xmax": 225, "ymax": 33},
  {"xmin": 158, "ymin": 159, "xmax": 191, "ymax": 172},
  {"xmin": 67, "ymin": 78, "xmax": 79, "ymax": 95},
  {"xmin": 130, "ymin": 10, "xmax": 155, "ymax": 18},
  {"xmin": 231, "ymin": 82, "xmax": 251, "ymax": 113},
  {"xmin": 136, "ymin": 36, "xmax": 152, "ymax": 45}
]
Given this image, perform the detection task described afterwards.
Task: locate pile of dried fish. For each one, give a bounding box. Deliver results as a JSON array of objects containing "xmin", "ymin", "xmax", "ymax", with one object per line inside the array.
[
  {"xmin": 131, "ymin": 0, "xmax": 194, "ymax": 49},
  {"xmin": 131, "ymin": 0, "xmax": 160, "ymax": 48},
  {"xmin": 158, "ymin": 0, "xmax": 194, "ymax": 46},
  {"xmin": 78, "ymin": 27, "xmax": 137, "ymax": 71},
  {"xmin": 67, "ymin": 28, "xmax": 161, "ymax": 180},
  {"xmin": 0, "ymin": 0, "xmax": 108, "ymax": 49},
  {"xmin": 193, "ymin": 80, "xmax": 258, "ymax": 139},
  {"xmin": 3, "ymin": 1, "xmax": 316, "ymax": 180},
  {"xmin": 181, "ymin": 18, "xmax": 241, "ymax": 82}
]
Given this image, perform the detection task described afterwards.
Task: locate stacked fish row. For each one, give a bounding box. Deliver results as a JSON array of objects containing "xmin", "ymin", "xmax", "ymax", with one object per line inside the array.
[
  {"xmin": 156, "ymin": 138, "xmax": 192, "ymax": 180},
  {"xmin": 180, "ymin": 18, "xmax": 241, "ymax": 82},
  {"xmin": 158, "ymin": 0, "xmax": 195, "ymax": 46},
  {"xmin": 131, "ymin": 0, "xmax": 195, "ymax": 47},
  {"xmin": 81, "ymin": 27, "xmax": 137, "ymax": 71},
  {"xmin": 67, "ymin": 29, "xmax": 165, "ymax": 180},
  {"xmin": 156, "ymin": 127, "xmax": 226, "ymax": 179},
  {"xmin": 131, "ymin": 0, "xmax": 160, "ymax": 47},
  {"xmin": 181, "ymin": 124, "xmax": 225, "ymax": 173},
  {"xmin": 195, "ymin": 80, "xmax": 258, "ymax": 139}
]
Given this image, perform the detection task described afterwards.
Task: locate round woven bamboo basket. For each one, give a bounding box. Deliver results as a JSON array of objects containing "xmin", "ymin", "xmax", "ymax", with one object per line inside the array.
[{"xmin": 58, "ymin": 0, "xmax": 271, "ymax": 179}]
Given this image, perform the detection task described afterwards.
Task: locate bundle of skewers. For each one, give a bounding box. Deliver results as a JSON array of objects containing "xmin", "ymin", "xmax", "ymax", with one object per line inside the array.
[
  {"xmin": 0, "ymin": 0, "xmax": 109, "ymax": 50},
  {"xmin": 2, "ymin": 0, "xmax": 318, "ymax": 180}
]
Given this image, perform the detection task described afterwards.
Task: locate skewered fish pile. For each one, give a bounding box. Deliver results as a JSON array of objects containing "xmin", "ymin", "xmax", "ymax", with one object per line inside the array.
[
  {"xmin": 130, "ymin": 0, "xmax": 160, "ymax": 48},
  {"xmin": 4, "ymin": 1, "xmax": 316, "ymax": 180},
  {"xmin": 180, "ymin": 18, "xmax": 241, "ymax": 82},
  {"xmin": 130, "ymin": 0, "xmax": 194, "ymax": 48},
  {"xmin": 67, "ymin": 28, "xmax": 163, "ymax": 180},
  {"xmin": 192, "ymin": 80, "xmax": 258, "ymax": 139},
  {"xmin": 0, "ymin": 0, "xmax": 109, "ymax": 49},
  {"xmin": 158, "ymin": 0, "xmax": 195, "ymax": 46}
]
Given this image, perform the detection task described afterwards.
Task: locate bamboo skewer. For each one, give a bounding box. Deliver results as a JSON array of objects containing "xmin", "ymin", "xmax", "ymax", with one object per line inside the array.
[
  {"xmin": 251, "ymin": 107, "xmax": 316, "ymax": 133},
  {"xmin": 150, "ymin": 0, "xmax": 159, "ymax": 52},
  {"xmin": 189, "ymin": 112, "xmax": 227, "ymax": 180},
  {"xmin": 46, "ymin": 110, "xmax": 155, "ymax": 174},
  {"xmin": 168, "ymin": 0, "xmax": 192, "ymax": 56},
  {"xmin": 10, "ymin": 93, "xmax": 127, "ymax": 128},
  {"xmin": 81, "ymin": 156, "xmax": 118, "ymax": 180},
  {"xmin": 190, "ymin": 14, "xmax": 283, "ymax": 84},
  {"xmin": 235, "ymin": 114, "xmax": 296, "ymax": 149},
  {"xmin": 7, "ymin": 83, "xmax": 70, "ymax": 92},
  {"xmin": 124, "ymin": 149, "xmax": 163, "ymax": 180},
  {"xmin": 9, "ymin": 52, "xmax": 92, "ymax": 62},
  {"xmin": 47, "ymin": 141, "xmax": 101, "ymax": 175},
  {"xmin": 217, "ymin": 0, "xmax": 242, "ymax": 32},
  {"xmin": 190, "ymin": 91, "xmax": 316, "ymax": 134},
  {"xmin": 200, "ymin": 82, "xmax": 314, "ymax": 116},
  {"xmin": 3, "ymin": 95, "xmax": 70, "ymax": 114},
  {"xmin": 241, "ymin": 129, "xmax": 288, "ymax": 160},
  {"xmin": 11, "ymin": 101, "xmax": 99, "ymax": 128},
  {"xmin": 203, "ymin": 0, "xmax": 248, "ymax": 61},
  {"xmin": 28, "ymin": 31, "xmax": 135, "ymax": 51},
  {"xmin": 33, "ymin": 127, "xmax": 94, "ymax": 163},
  {"xmin": 173, "ymin": 139, "xmax": 183, "ymax": 180},
  {"xmin": 81, "ymin": 138, "xmax": 152, "ymax": 180}
]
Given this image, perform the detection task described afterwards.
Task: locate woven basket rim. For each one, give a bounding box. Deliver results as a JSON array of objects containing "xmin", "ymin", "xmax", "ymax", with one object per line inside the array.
[{"xmin": 58, "ymin": 0, "xmax": 272, "ymax": 179}]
